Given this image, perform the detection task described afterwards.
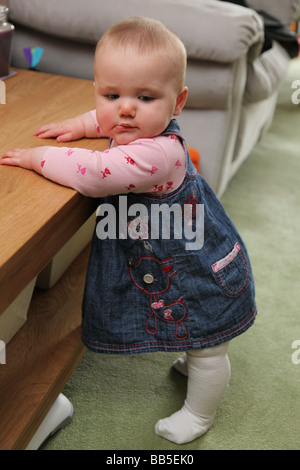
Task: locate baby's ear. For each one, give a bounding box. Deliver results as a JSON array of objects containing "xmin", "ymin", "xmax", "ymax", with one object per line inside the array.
[{"xmin": 174, "ymin": 86, "xmax": 188, "ymax": 116}]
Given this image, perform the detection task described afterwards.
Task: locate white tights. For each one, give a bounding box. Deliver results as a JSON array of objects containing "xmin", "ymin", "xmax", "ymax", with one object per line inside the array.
[{"xmin": 155, "ymin": 342, "xmax": 231, "ymax": 444}]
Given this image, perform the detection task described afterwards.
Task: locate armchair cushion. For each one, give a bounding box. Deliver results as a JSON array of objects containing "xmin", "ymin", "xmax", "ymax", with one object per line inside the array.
[
  {"xmin": 185, "ymin": 60, "xmax": 236, "ymax": 110},
  {"xmin": 8, "ymin": 0, "xmax": 264, "ymax": 63}
]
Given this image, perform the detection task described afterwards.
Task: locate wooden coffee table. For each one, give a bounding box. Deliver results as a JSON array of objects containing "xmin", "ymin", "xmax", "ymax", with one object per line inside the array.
[{"xmin": 0, "ymin": 69, "xmax": 108, "ymax": 449}]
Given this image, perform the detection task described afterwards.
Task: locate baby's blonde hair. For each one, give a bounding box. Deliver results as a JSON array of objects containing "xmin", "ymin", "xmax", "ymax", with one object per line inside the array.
[{"xmin": 96, "ymin": 17, "xmax": 187, "ymax": 92}]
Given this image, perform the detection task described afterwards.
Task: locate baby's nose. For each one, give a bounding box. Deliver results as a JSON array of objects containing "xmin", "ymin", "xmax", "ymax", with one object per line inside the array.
[{"xmin": 119, "ymin": 99, "xmax": 136, "ymax": 117}]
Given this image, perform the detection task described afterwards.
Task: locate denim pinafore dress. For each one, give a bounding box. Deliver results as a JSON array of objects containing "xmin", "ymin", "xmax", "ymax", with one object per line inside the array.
[{"xmin": 81, "ymin": 120, "xmax": 256, "ymax": 354}]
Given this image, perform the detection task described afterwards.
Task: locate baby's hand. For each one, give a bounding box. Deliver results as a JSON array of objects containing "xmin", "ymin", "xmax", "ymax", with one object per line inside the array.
[
  {"xmin": 34, "ymin": 117, "xmax": 86, "ymax": 142},
  {"xmin": 0, "ymin": 147, "xmax": 47, "ymax": 173}
]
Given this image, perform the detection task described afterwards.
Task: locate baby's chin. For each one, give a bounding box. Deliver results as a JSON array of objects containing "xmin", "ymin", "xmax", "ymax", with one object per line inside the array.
[{"xmin": 113, "ymin": 133, "xmax": 156, "ymax": 146}]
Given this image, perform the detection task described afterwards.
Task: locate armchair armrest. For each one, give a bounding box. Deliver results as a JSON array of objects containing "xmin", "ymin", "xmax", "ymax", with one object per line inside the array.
[
  {"xmin": 172, "ymin": 0, "xmax": 264, "ymax": 64},
  {"xmin": 248, "ymin": 0, "xmax": 300, "ymax": 25}
]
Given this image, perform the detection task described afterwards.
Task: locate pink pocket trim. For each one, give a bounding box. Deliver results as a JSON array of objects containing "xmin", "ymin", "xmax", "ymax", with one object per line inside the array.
[{"xmin": 212, "ymin": 242, "xmax": 241, "ymax": 273}]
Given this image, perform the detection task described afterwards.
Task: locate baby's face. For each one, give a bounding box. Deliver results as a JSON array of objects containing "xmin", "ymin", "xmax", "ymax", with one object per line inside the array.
[{"xmin": 94, "ymin": 45, "xmax": 187, "ymax": 145}]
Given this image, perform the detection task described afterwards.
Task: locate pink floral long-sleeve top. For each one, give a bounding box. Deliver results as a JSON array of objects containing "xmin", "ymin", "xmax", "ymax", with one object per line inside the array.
[{"xmin": 40, "ymin": 113, "xmax": 186, "ymax": 198}]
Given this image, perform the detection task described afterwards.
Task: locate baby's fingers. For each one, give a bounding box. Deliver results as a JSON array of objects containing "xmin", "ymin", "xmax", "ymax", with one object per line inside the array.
[
  {"xmin": 56, "ymin": 132, "xmax": 74, "ymax": 142},
  {"xmin": 34, "ymin": 124, "xmax": 74, "ymax": 142},
  {"xmin": 2, "ymin": 148, "xmax": 25, "ymax": 157},
  {"xmin": 0, "ymin": 156, "xmax": 18, "ymax": 166},
  {"xmin": 0, "ymin": 149, "xmax": 24, "ymax": 166},
  {"xmin": 34, "ymin": 124, "xmax": 58, "ymax": 138}
]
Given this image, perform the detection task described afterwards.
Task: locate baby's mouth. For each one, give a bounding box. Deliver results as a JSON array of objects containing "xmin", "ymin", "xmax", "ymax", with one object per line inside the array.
[{"xmin": 115, "ymin": 124, "xmax": 136, "ymax": 131}]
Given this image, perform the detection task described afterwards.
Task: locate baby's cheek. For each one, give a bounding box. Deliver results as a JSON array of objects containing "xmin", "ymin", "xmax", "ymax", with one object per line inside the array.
[{"xmin": 97, "ymin": 110, "xmax": 113, "ymax": 134}]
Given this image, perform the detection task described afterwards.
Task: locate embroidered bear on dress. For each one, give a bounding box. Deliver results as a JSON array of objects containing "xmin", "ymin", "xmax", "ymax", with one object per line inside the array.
[{"xmin": 128, "ymin": 255, "xmax": 188, "ymax": 340}]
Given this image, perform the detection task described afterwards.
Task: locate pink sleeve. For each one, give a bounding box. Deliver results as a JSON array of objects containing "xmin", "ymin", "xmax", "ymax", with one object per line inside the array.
[
  {"xmin": 89, "ymin": 110, "xmax": 105, "ymax": 137},
  {"xmin": 40, "ymin": 135, "xmax": 186, "ymax": 198}
]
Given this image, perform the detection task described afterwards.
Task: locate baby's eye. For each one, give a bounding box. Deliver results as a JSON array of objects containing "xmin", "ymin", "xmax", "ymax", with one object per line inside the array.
[
  {"xmin": 106, "ymin": 94, "xmax": 119, "ymax": 100},
  {"xmin": 139, "ymin": 96, "xmax": 154, "ymax": 102}
]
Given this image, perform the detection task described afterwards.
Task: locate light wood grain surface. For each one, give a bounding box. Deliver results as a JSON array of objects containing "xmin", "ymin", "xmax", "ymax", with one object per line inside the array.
[
  {"xmin": 0, "ymin": 69, "xmax": 108, "ymax": 314},
  {"xmin": 0, "ymin": 69, "xmax": 108, "ymax": 449}
]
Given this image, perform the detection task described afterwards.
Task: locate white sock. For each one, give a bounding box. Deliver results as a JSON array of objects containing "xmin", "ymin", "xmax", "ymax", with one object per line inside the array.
[
  {"xmin": 172, "ymin": 353, "xmax": 188, "ymax": 376},
  {"xmin": 155, "ymin": 342, "xmax": 231, "ymax": 444}
]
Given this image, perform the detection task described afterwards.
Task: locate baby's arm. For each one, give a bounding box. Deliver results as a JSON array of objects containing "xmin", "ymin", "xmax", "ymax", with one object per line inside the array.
[
  {"xmin": 34, "ymin": 110, "xmax": 104, "ymax": 142},
  {"xmin": 0, "ymin": 147, "xmax": 49, "ymax": 174},
  {"xmin": 1, "ymin": 136, "xmax": 186, "ymax": 198}
]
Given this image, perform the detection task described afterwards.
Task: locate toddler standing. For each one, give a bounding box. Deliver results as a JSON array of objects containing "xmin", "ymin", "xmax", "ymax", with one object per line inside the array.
[{"xmin": 0, "ymin": 17, "xmax": 256, "ymax": 445}]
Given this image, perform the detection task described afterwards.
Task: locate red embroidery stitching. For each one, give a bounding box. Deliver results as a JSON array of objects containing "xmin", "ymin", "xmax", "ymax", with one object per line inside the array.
[
  {"xmin": 164, "ymin": 309, "xmax": 173, "ymax": 320},
  {"xmin": 128, "ymin": 255, "xmax": 189, "ymax": 341},
  {"xmin": 83, "ymin": 305, "xmax": 257, "ymax": 353},
  {"xmin": 182, "ymin": 195, "xmax": 199, "ymax": 218}
]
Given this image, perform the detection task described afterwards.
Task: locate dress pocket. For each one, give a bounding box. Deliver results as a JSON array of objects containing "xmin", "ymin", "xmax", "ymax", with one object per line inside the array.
[{"xmin": 212, "ymin": 242, "xmax": 249, "ymax": 297}]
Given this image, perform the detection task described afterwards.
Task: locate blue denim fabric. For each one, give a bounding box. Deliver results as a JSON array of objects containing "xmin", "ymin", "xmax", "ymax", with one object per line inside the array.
[{"xmin": 81, "ymin": 120, "xmax": 256, "ymax": 354}]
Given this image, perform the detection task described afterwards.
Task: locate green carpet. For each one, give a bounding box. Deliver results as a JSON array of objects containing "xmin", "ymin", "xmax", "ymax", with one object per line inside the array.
[{"xmin": 42, "ymin": 59, "xmax": 300, "ymax": 451}]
